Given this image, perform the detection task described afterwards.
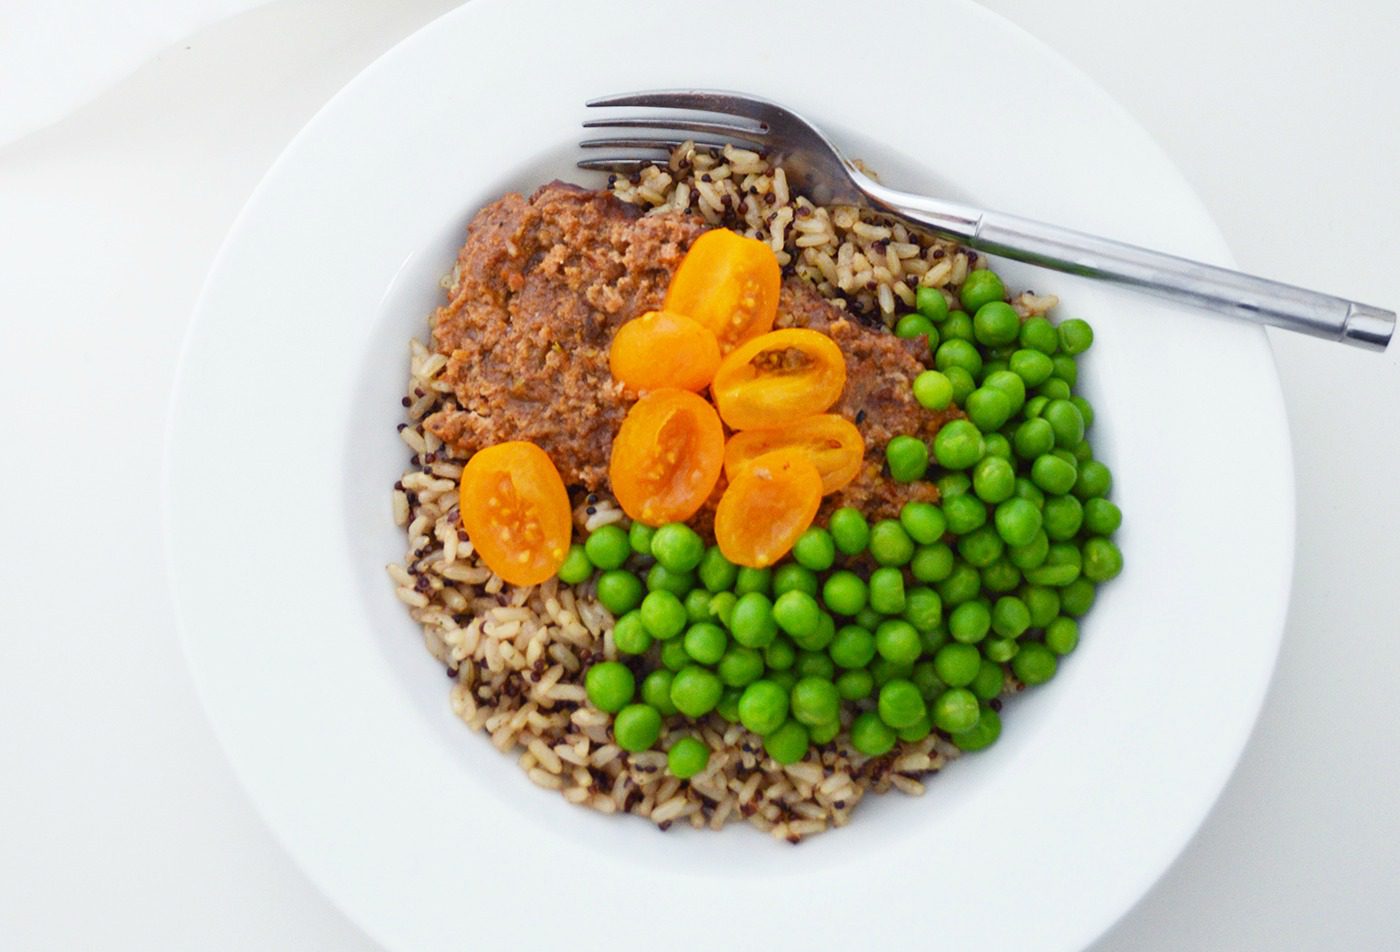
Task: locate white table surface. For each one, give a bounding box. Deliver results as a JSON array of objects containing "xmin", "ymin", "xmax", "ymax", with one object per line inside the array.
[{"xmin": 2, "ymin": 1, "xmax": 1395, "ymax": 949}]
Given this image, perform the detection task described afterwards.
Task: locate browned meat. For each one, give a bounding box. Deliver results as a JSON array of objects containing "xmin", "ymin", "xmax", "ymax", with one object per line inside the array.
[
  {"xmin": 425, "ymin": 182, "xmax": 705, "ymax": 489},
  {"xmin": 426, "ymin": 184, "xmax": 955, "ymax": 525}
]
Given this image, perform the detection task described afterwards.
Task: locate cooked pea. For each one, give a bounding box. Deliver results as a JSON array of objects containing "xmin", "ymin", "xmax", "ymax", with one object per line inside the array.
[
  {"xmin": 1051, "ymin": 353, "xmax": 1077, "ymax": 388},
  {"xmin": 829, "ymin": 624, "xmax": 876, "ymax": 669},
  {"xmin": 971, "ymin": 659, "xmax": 1005, "ymax": 701},
  {"xmin": 920, "ymin": 625, "xmax": 949, "ymax": 655},
  {"xmin": 911, "ymin": 543, "xmax": 956, "ymax": 583},
  {"xmin": 934, "ymin": 642, "xmax": 981, "ymax": 687},
  {"xmin": 1015, "ymin": 477, "xmax": 1046, "ymax": 508},
  {"xmin": 584, "ymin": 661, "xmax": 634, "ymax": 713},
  {"xmin": 965, "ymin": 386, "xmax": 1012, "ymax": 432},
  {"xmin": 1031, "ymin": 453, "xmax": 1078, "ymax": 495},
  {"xmin": 916, "ymin": 285, "xmax": 950, "ymax": 321},
  {"xmin": 1082, "ymin": 537, "xmax": 1124, "ymax": 582},
  {"xmin": 1082, "ymin": 498, "xmax": 1121, "ymax": 537},
  {"xmin": 983, "ymin": 369, "xmax": 1027, "ymax": 414},
  {"xmin": 822, "ymin": 570, "xmax": 868, "ymax": 617},
  {"xmin": 734, "ymin": 566, "xmax": 772, "ymax": 596},
  {"xmin": 878, "ymin": 678, "xmax": 927, "ymax": 729},
  {"xmin": 612, "ymin": 703, "xmax": 662, "ymax": 752},
  {"xmin": 952, "ymin": 704, "xmax": 1002, "ymax": 751},
  {"xmin": 932, "ymin": 687, "xmax": 980, "ymax": 733},
  {"xmin": 1023, "ymin": 395, "xmax": 1049, "ymax": 420},
  {"xmin": 670, "ymin": 666, "xmax": 722, "ymax": 717},
  {"xmin": 1042, "ymin": 494, "xmax": 1083, "ymax": 541},
  {"xmin": 628, "ymin": 522, "xmax": 656, "ymax": 557},
  {"xmin": 875, "ymin": 619, "xmax": 922, "ymax": 665},
  {"xmin": 1013, "ymin": 418, "xmax": 1055, "ymax": 461},
  {"xmin": 990, "ymin": 596, "xmax": 1030, "ymax": 639},
  {"xmin": 1073, "ymin": 460, "xmax": 1113, "ymax": 500},
  {"xmin": 981, "ymin": 559, "xmax": 1022, "ymax": 593},
  {"xmin": 1009, "ymin": 348, "xmax": 1054, "ymax": 387},
  {"xmin": 897, "ymin": 715, "xmax": 933, "ymax": 743},
  {"xmin": 886, "ymin": 435, "xmax": 930, "ymax": 483},
  {"xmin": 1043, "ymin": 399, "xmax": 1086, "ymax": 448},
  {"xmin": 959, "ymin": 269, "xmax": 1006, "ymax": 313},
  {"xmin": 945, "ymin": 365, "xmax": 976, "ymax": 404},
  {"xmin": 737, "ymin": 680, "xmax": 789, "ymax": 735},
  {"xmin": 792, "ymin": 527, "xmax": 836, "ymax": 571},
  {"xmin": 763, "ymin": 720, "xmax": 810, "ymax": 764},
  {"xmin": 912, "ymin": 659, "xmax": 947, "ymax": 699},
  {"xmin": 795, "ymin": 648, "xmax": 836, "ymax": 680},
  {"xmin": 870, "ymin": 656, "xmax": 914, "ymax": 686},
  {"xmin": 943, "ymin": 493, "xmax": 988, "ymax": 534},
  {"xmin": 949, "ymin": 600, "xmax": 992, "ymax": 643},
  {"xmin": 613, "ymin": 610, "xmax": 654, "ymax": 655},
  {"xmin": 836, "ymin": 668, "xmax": 875, "ymax": 701},
  {"xmin": 646, "ymin": 563, "xmax": 695, "ymax": 596},
  {"xmin": 829, "ymin": 507, "xmax": 870, "ymax": 556},
  {"xmin": 855, "ymin": 607, "xmax": 882, "ymax": 631},
  {"xmin": 697, "ymin": 545, "xmax": 738, "ymax": 593},
  {"xmin": 584, "ymin": 524, "xmax": 630, "ymax": 571},
  {"xmin": 941, "ymin": 309, "xmax": 975, "ymax": 343},
  {"xmin": 641, "ymin": 669, "xmax": 678, "ymax": 716},
  {"xmin": 640, "ymin": 590, "xmax": 687, "ymax": 640},
  {"xmin": 900, "ymin": 501, "xmax": 946, "ymax": 545},
  {"xmin": 1045, "ymin": 616, "xmax": 1080, "ymax": 654},
  {"xmin": 850, "ymin": 710, "xmax": 897, "ymax": 756},
  {"xmin": 683, "ymin": 622, "xmax": 728, "ymax": 665},
  {"xmin": 982, "ymin": 637, "xmax": 1019, "ymax": 663},
  {"xmin": 1019, "ymin": 316, "xmax": 1058, "ymax": 354},
  {"xmin": 980, "ymin": 358, "xmax": 1009, "ymax": 381},
  {"xmin": 650, "ymin": 522, "xmax": 704, "ymax": 573},
  {"xmin": 902, "ymin": 585, "xmax": 944, "ymax": 633},
  {"xmin": 800, "ymin": 611, "xmax": 837, "ymax": 652},
  {"xmin": 937, "ymin": 562, "xmax": 982, "ymax": 606},
  {"xmin": 790, "ymin": 677, "xmax": 841, "ymax": 726},
  {"xmin": 667, "ymin": 736, "xmax": 710, "ymax": 779},
  {"xmin": 557, "ymin": 543, "xmax": 594, "ymax": 584},
  {"xmin": 684, "ymin": 589, "xmax": 713, "ymax": 625},
  {"xmin": 772, "ymin": 564, "xmax": 818, "ymax": 600},
  {"xmin": 716, "ymin": 686, "xmax": 743, "ymax": 722},
  {"xmin": 934, "ymin": 338, "xmax": 983, "ymax": 377},
  {"xmin": 708, "ymin": 590, "xmax": 737, "ymax": 627},
  {"xmin": 595, "ymin": 569, "xmax": 644, "ymax": 615},
  {"xmin": 993, "ymin": 497, "xmax": 1043, "ymax": 548},
  {"xmin": 1012, "ymin": 642, "xmax": 1057, "ymax": 685},
  {"xmin": 660, "ymin": 638, "xmax": 692, "ymax": 671},
  {"xmin": 809, "ymin": 718, "xmax": 842, "ymax": 745},
  {"xmin": 718, "ymin": 645, "xmax": 765, "ymax": 687},
  {"xmin": 1058, "ymin": 318, "xmax": 1094, "ymax": 355},
  {"xmin": 773, "ymin": 590, "xmax": 821, "ymax": 640},
  {"xmin": 769, "ymin": 669, "xmax": 798, "ymax": 693},
  {"xmin": 983, "ymin": 433, "xmax": 1012, "ymax": 461},
  {"xmin": 958, "ymin": 525, "xmax": 1004, "ymax": 568},
  {"xmin": 870, "ymin": 520, "xmax": 915, "ymax": 566},
  {"xmin": 972, "ymin": 300, "xmax": 1020, "ymax": 347},
  {"xmin": 730, "ymin": 592, "xmax": 777, "ymax": 648},
  {"xmin": 1071, "ymin": 395, "xmax": 1095, "ymax": 429},
  {"xmin": 869, "ymin": 566, "xmax": 907, "ymax": 614},
  {"xmin": 913, "ymin": 369, "xmax": 954, "ymax": 410},
  {"xmin": 896, "ymin": 312, "xmax": 935, "ymax": 342},
  {"xmin": 1023, "ymin": 585, "xmax": 1061, "ymax": 627},
  {"xmin": 973, "ymin": 455, "xmax": 1016, "ymax": 504},
  {"xmin": 1037, "ymin": 377, "xmax": 1072, "ymax": 401}
]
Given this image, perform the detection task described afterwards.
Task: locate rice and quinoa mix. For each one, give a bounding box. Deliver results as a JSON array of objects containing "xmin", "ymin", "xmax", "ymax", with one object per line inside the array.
[{"xmin": 389, "ymin": 143, "xmax": 1059, "ymax": 842}]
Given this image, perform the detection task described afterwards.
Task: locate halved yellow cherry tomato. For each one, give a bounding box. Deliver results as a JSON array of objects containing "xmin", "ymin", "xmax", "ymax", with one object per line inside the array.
[
  {"xmin": 723, "ymin": 414, "xmax": 865, "ymax": 495},
  {"xmin": 458, "ymin": 441, "xmax": 571, "ymax": 586},
  {"xmin": 710, "ymin": 328, "xmax": 847, "ymax": 430},
  {"xmin": 609, "ymin": 310, "xmax": 721, "ymax": 393},
  {"xmin": 714, "ymin": 448, "xmax": 823, "ymax": 568},
  {"xmin": 609, "ymin": 389, "xmax": 724, "ymax": 525},
  {"xmin": 664, "ymin": 228, "xmax": 781, "ymax": 353}
]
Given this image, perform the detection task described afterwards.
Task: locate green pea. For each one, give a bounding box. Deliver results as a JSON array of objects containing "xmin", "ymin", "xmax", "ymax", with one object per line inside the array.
[
  {"xmin": 584, "ymin": 524, "xmax": 630, "ymax": 571},
  {"xmin": 896, "ymin": 312, "xmax": 935, "ymax": 341},
  {"xmin": 870, "ymin": 656, "xmax": 914, "ymax": 687},
  {"xmin": 683, "ymin": 622, "xmax": 728, "ymax": 665},
  {"xmin": 934, "ymin": 642, "xmax": 981, "ymax": 687},
  {"xmin": 650, "ymin": 523, "xmax": 704, "ymax": 573},
  {"xmin": 1015, "ymin": 477, "xmax": 1046, "ymax": 508},
  {"xmin": 971, "ymin": 659, "xmax": 1005, "ymax": 701},
  {"xmin": 730, "ymin": 592, "xmax": 777, "ymax": 648},
  {"xmin": 697, "ymin": 546, "xmax": 738, "ymax": 593},
  {"xmin": 869, "ymin": 566, "xmax": 907, "ymax": 615},
  {"xmin": 878, "ymin": 678, "xmax": 927, "ymax": 729},
  {"xmin": 1073, "ymin": 460, "xmax": 1113, "ymax": 500},
  {"xmin": 941, "ymin": 310, "xmax": 975, "ymax": 343},
  {"xmin": 973, "ymin": 455, "xmax": 1016, "ymax": 504},
  {"xmin": 1020, "ymin": 316, "xmax": 1058, "ymax": 354},
  {"xmin": 913, "ymin": 370, "xmax": 954, "ymax": 410},
  {"xmin": 640, "ymin": 590, "xmax": 687, "ymax": 640},
  {"xmin": 870, "ymin": 520, "xmax": 915, "ymax": 566},
  {"xmin": 959, "ymin": 269, "xmax": 1006, "ymax": 313},
  {"xmin": 995, "ymin": 497, "xmax": 1044, "ymax": 547},
  {"xmin": 771, "ymin": 670, "xmax": 797, "ymax": 695},
  {"xmin": 1072, "ymin": 396, "xmax": 1095, "ymax": 429},
  {"xmin": 613, "ymin": 610, "xmax": 654, "ymax": 655},
  {"xmin": 1055, "ymin": 579, "xmax": 1093, "ymax": 620},
  {"xmin": 902, "ymin": 586, "xmax": 944, "ymax": 633},
  {"xmin": 829, "ymin": 507, "xmax": 870, "ymax": 556},
  {"xmin": 1082, "ymin": 537, "xmax": 1124, "ymax": 582},
  {"xmin": 1023, "ymin": 585, "xmax": 1061, "ymax": 628},
  {"xmin": 949, "ymin": 600, "xmax": 992, "ymax": 644},
  {"xmin": 734, "ymin": 566, "xmax": 772, "ymax": 596},
  {"xmin": 595, "ymin": 569, "xmax": 643, "ymax": 615},
  {"xmin": 773, "ymin": 590, "xmax": 821, "ymax": 640},
  {"xmin": 628, "ymin": 522, "xmax": 656, "ymax": 557},
  {"xmin": 1042, "ymin": 495, "xmax": 1083, "ymax": 541},
  {"xmin": 983, "ymin": 433, "xmax": 1012, "ymax": 461},
  {"xmin": 1013, "ymin": 418, "xmax": 1054, "ymax": 461},
  {"xmin": 1009, "ymin": 348, "xmax": 1054, "ymax": 387},
  {"xmin": 899, "ymin": 501, "xmax": 946, "ymax": 545},
  {"xmin": 980, "ymin": 559, "xmax": 1022, "ymax": 593},
  {"xmin": 982, "ymin": 637, "xmax": 1019, "ymax": 663},
  {"xmin": 795, "ymin": 649, "xmax": 836, "ymax": 680},
  {"xmin": 937, "ymin": 562, "xmax": 982, "ymax": 606},
  {"xmin": 1050, "ymin": 353, "xmax": 1077, "ymax": 389},
  {"xmin": 1031, "ymin": 454, "xmax": 1078, "ymax": 496},
  {"xmin": 763, "ymin": 720, "xmax": 810, "ymax": 765},
  {"xmin": 796, "ymin": 611, "xmax": 837, "ymax": 652},
  {"xmin": 764, "ymin": 635, "xmax": 796, "ymax": 671},
  {"xmin": 667, "ymin": 736, "xmax": 710, "ymax": 779},
  {"xmin": 855, "ymin": 607, "xmax": 882, "ymax": 631},
  {"xmin": 708, "ymin": 591, "xmax": 737, "ymax": 627},
  {"xmin": 920, "ymin": 624, "xmax": 949, "ymax": 655},
  {"xmin": 670, "ymin": 666, "xmax": 722, "ymax": 717},
  {"xmin": 716, "ymin": 686, "xmax": 743, "ymax": 722},
  {"xmin": 850, "ymin": 710, "xmax": 897, "ymax": 756},
  {"xmin": 916, "ymin": 285, "xmax": 950, "ymax": 321},
  {"xmin": 792, "ymin": 527, "xmax": 836, "ymax": 571},
  {"xmin": 646, "ymin": 563, "xmax": 695, "ymax": 596},
  {"xmin": 953, "ymin": 704, "xmax": 1002, "ymax": 751},
  {"xmin": 837, "ymin": 668, "xmax": 875, "ymax": 701},
  {"xmin": 934, "ymin": 338, "xmax": 983, "ymax": 377},
  {"xmin": 584, "ymin": 661, "xmax": 635, "ymax": 713},
  {"xmin": 983, "ymin": 369, "xmax": 1027, "ymax": 416},
  {"xmin": 965, "ymin": 386, "xmax": 1012, "ymax": 432},
  {"xmin": 990, "ymin": 596, "xmax": 1030, "ymax": 639},
  {"xmin": 738, "ymin": 680, "xmax": 789, "ymax": 735},
  {"xmin": 1043, "ymin": 399, "xmax": 1086, "ymax": 449},
  {"xmin": 717, "ymin": 645, "xmax": 765, "ymax": 686},
  {"xmin": 943, "ymin": 493, "xmax": 988, "ymax": 534},
  {"xmin": 911, "ymin": 543, "xmax": 956, "ymax": 583},
  {"xmin": 1036, "ymin": 377, "xmax": 1072, "ymax": 401},
  {"xmin": 809, "ymin": 718, "xmax": 842, "ymax": 745},
  {"xmin": 684, "ymin": 589, "xmax": 713, "ymax": 625},
  {"xmin": 980, "ymin": 358, "xmax": 1009, "ymax": 380},
  {"xmin": 945, "ymin": 365, "xmax": 976, "ymax": 405},
  {"xmin": 829, "ymin": 624, "xmax": 876, "ymax": 669},
  {"xmin": 1023, "ymin": 395, "xmax": 1049, "ymax": 420},
  {"xmin": 932, "ymin": 687, "xmax": 980, "ymax": 733},
  {"xmin": 660, "ymin": 638, "xmax": 692, "ymax": 671},
  {"xmin": 1045, "ymin": 616, "xmax": 1080, "ymax": 655},
  {"xmin": 557, "ymin": 543, "xmax": 593, "ymax": 584},
  {"xmin": 876, "ymin": 619, "xmax": 922, "ymax": 665},
  {"xmin": 912, "ymin": 660, "xmax": 947, "ymax": 700},
  {"xmin": 897, "ymin": 715, "xmax": 933, "ymax": 743},
  {"xmin": 790, "ymin": 676, "xmax": 841, "ymax": 726},
  {"xmin": 773, "ymin": 563, "xmax": 818, "ymax": 599},
  {"xmin": 973, "ymin": 300, "xmax": 1020, "ymax": 347},
  {"xmin": 1024, "ymin": 563, "xmax": 1080, "ymax": 588},
  {"xmin": 886, "ymin": 435, "xmax": 929, "ymax": 483},
  {"xmin": 641, "ymin": 669, "xmax": 678, "ymax": 716},
  {"xmin": 1012, "ymin": 642, "xmax": 1057, "ymax": 685},
  {"xmin": 612, "ymin": 704, "xmax": 662, "ymax": 752},
  {"xmin": 958, "ymin": 525, "xmax": 1004, "ymax": 568},
  {"xmin": 822, "ymin": 570, "xmax": 868, "ymax": 617},
  {"xmin": 1058, "ymin": 318, "xmax": 1094, "ymax": 355},
  {"xmin": 1081, "ymin": 497, "xmax": 1121, "ymax": 536}
]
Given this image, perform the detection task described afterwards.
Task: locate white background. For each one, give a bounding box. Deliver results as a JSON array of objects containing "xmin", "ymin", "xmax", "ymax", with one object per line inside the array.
[{"xmin": 1, "ymin": 0, "xmax": 1395, "ymax": 949}]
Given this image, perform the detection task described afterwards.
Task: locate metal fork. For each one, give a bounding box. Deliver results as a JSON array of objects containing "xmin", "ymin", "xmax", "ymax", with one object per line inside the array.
[{"xmin": 580, "ymin": 89, "xmax": 1394, "ymax": 351}]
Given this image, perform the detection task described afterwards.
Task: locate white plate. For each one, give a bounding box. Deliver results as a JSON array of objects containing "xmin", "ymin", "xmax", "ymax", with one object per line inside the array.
[{"xmin": 164, "ymin": 0, "xmax": 1294, "ymax": 949}]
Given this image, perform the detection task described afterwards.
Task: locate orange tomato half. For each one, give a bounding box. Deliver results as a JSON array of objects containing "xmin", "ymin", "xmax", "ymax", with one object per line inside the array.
[
  {"xmin": 609, "ymin": 389, "xmax": 724, "ymax": 525},
  {"xmin": 664, "ymin": 228, "xmax": 781, "ymax": 353},
  {"xmin": 723, "ymin": 414, "xmax": 865, "ymax": 495},
  {"xmin": 710, "ymin": 328, "xmax": 847, "ymax": 430},
  {"xmin": 609, "ymin": 310, "xmax": 721, "ymax": 393},
  {"xmin": 458, "ymin": 441, "xmax": 572, "ymax": 586},
  {"xmin": 714, "ymin": 448, "xmax": 823, "ymax": 568}
]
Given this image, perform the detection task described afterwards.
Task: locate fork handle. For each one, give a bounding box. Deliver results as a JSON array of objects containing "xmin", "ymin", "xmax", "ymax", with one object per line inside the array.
[{"xmin": 866, "ymin": 187, "xmax": 1394, "ymax": 351}]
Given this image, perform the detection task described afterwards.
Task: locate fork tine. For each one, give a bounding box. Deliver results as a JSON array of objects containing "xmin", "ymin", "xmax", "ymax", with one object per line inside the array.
[
  {"xmin": 580, "ymin": 116, "xmax": 767, "ymax": 145},
  {"xmin": 586, "ymin": 89, "xmax": 782, "ymax": 121},
  {"xmin": 575, "ymin": 157, "xmax": 659, "ymax": 174},
  {"xmin": 579, "ymin": 137, "xmax": 732, "ymax": 153}
]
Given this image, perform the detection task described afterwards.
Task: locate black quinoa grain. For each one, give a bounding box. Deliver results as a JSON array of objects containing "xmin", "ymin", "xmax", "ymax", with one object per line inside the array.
[
  {"xmin": 446, "ymin": 666, "xmax": 458, "ymax": 679},
  {"xmin": 932, "ymin": 249, "xmax": 946, "ymax": 260},
  {"xmin": 396, "ymin": 423, "xmax": 407, "ymax": 432},
  {"xmin": 393, "ymin": 480, "xmax": 404, "ymax": 491},
  {"xmin": 658, "ymin": 821, "xmax": 673, "ymax": 832},
  {"xmin": 990, "ymin": 698, "xmax": 1003, "ymax": 712},
  {"xmin": 400, "ymin": 396, "xmax": 411, "ymax": 407},
  {"xmin": 405, "ymin": 491, "xmax": 419, "ymax": 506},
  {"xmin": 457, "ymin": 530, "xmax": 468, "ymax": 542},
  {"xmin": 585, "ymin": 506, "xmax": 596, "ymax": 515},
  {"xmin": 834, "ymin": 800, "xmax": 846, "ymax": 809},
  {"xmin": 855, "ymin": 408, "xmax": 867, "ymax": 424}
]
